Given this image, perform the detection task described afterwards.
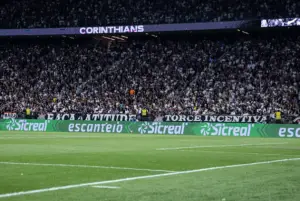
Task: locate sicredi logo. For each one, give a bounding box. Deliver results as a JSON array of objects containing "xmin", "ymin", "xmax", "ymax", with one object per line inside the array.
[
  {"xmin": 138, "ymin": 122, "xmax": 187, "ymax": 135},
  {"xmin": 6, "ymin": 119, "xmax": 48, "ymax": 132},
  {"xmin": 278, "ymin": 128, "xmax": 300, "ymax": 138},
  {"xmin": 199, "ymin": 123, "xmax": 253, "ymax": 136},
  {"xmin": 79, "ymin": 25, "xmax": 144, "ymax": 34}
]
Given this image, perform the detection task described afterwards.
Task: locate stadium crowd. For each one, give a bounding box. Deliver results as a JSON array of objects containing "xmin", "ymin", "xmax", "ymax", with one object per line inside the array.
[
  {"xmin": 0, "ymin": 33, "xmax": 299, "ymax": 118},
  {"xmin": 1, "ymin": 0, "xmax": 300, "ymax": 28}
]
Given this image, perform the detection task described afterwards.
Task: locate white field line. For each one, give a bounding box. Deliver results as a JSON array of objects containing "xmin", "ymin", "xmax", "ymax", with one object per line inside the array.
[
  {"xmin": 0, "ymin": 136, "xmax": 109, "ymax": 139},
  {"xmin": 0, "ymin": 157, "xmax": 299, "ymax": 199},
  {"xmin": 92, "ymin": 186, "xmax": 120, "ymax": 189},
  {"xmin": 156, "ymin": 142, "xmax": 288, "ymax": 150},
  {"xmin": 178, "ymin": 150, "xmax": 288, "ymax": 156},
  {"xmin": 0, "ymin": 162, "xmax": 175, "ymax": 173}
]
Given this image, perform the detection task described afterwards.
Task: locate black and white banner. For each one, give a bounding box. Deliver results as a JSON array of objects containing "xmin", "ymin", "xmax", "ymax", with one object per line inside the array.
[
  {"xmin": 45, "ymin": 113, "xmax": 267, "ymax": 123},
  {"xmin": 293, "ymin": 117, "xmax": 300, "ymax": 124},
  {"xmin": 2, "ymin": 112, "xmax": 18, "ymax": 119},
  {"xmin": 261, "ymin": 18, "xmax": 300, "ymax": 27},
  {"xmin": 164, "ymin": 115, "xmax": 267, "ymax": 123},
  {"xmin": 46, "ymin": 113, "xmax": 136, "ymax": 121}
]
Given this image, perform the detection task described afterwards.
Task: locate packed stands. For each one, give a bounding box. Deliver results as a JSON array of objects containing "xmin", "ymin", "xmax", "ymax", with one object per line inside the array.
[
  {"xmin": 1, "ymin": 0, "xmax": 300, "ymax": 28},
  {"xmin": 0, "ymin": 32, "xmax": 299, "ymax": 118}
]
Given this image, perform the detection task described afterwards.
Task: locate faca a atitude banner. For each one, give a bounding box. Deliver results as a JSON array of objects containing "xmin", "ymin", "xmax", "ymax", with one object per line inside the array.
[
  {"xmin": 45, "ymin": 113, "xmax": 136, "ymax": 121},
  {"xmin": 1, "ymin": 119, "xmax": 300, "ymax": 138}
]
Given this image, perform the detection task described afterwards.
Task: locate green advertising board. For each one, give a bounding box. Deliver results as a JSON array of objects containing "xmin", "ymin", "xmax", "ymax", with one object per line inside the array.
[{"xmin": 0, "ymin": 119, "xmax": 300, "ymax": 138}]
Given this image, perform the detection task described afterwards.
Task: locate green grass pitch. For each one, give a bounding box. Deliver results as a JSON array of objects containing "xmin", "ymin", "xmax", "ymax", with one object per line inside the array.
[{"xmin": 0, "ymin": 131, "xmax": 300, "ymax": 201}]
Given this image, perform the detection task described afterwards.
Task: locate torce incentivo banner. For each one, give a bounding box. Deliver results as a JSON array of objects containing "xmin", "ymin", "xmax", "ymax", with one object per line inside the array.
[
  {"xmin": 1, "ymin": 119, "xmax": 300, "ymax": 138},
  {"xmin": 163, "ymin": 115, "xmax": 267, "ymax": 123}
]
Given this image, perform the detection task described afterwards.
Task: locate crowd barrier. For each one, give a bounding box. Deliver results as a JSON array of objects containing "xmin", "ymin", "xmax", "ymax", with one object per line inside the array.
[{"xmin": 0, "ymin": 119, "xmax": 300, "ymax": 138}]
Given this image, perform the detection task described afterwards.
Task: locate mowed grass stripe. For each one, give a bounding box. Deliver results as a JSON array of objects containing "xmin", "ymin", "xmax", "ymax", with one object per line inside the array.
[
  {"xmin": 0, "ymin": 136, "xmax": 110, "ymax": 139},
  {"xmin": 0, "ymin": 162, "xmax": 175, "ymax": 173},
  {"xmin": 178, "ymin": 150, "xmax": 300, "ymax": 156},
  {"xmin": 0, "ymin": 157, "xmax": 299, "ymax": 199},
  {"xmin": 156, "ymin": 142, "xmax": 288, "ymax": 150}
]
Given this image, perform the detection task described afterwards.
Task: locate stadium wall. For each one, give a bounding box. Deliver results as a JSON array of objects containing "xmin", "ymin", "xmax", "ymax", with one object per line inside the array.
[{"xmin": 0, "ymin": 119, "xmax": 300, "ymax": 138}]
